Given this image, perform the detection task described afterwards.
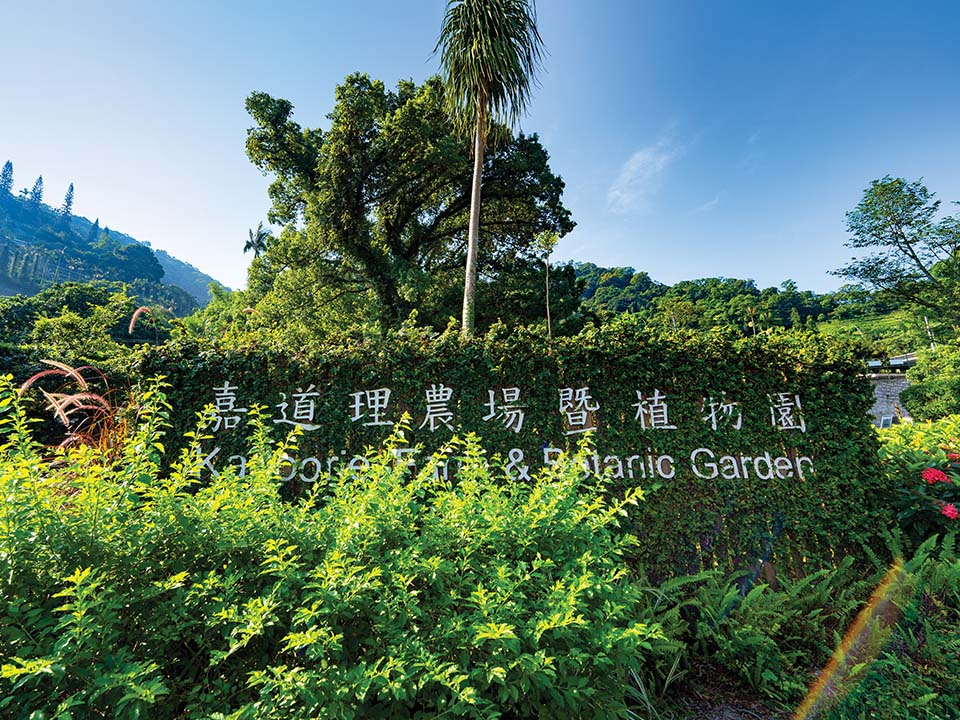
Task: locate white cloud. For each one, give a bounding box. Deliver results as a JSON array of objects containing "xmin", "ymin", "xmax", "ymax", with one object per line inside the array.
[
  {"xmin": 606, "ymin": 139, "xmax": 684, "ymax": 214},
  {"xmin": 689, "ymin": 195, "xmax": 720, "ymax": 215}
]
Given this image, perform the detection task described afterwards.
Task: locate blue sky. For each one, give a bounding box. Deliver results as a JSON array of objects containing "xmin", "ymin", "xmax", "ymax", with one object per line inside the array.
[{"xmin": 2, "ymin": 0, "xmax": 958, "ymax": 292}]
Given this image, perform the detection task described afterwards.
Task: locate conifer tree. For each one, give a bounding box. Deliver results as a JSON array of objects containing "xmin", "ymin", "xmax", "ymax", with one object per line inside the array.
[
  {"xmin": 60, "ymin": 182, "xmax": 74, "ymax": 218},
  {"xmin": 0, "ymin": 161, "xmax": 12, "ymax": 195},
  {"xmin": 86, "ymin": 218, "xmax": 100, "ymax": 244},
  {"xmin": 27, "ymin": 175, "xmax": 44, "ymax": 209}
]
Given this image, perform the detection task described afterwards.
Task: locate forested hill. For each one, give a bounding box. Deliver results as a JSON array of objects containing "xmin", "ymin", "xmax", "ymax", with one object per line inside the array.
[
  {"xmin": 65, "ymin": 214, "xmax": 224, "ymax": 306},
  {"xmin": 572, "ymin": 262, "xmax": 905, "ymax": 339},
  {"xmin": 0, "ymin": 166, "xmax": 223, "ymax": 310}
]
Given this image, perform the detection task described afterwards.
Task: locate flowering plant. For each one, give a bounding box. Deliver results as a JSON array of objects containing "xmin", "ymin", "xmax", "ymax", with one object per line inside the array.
[{"xmin": 878, "ymin": 417, "xmax": 960, "ymax": 546}]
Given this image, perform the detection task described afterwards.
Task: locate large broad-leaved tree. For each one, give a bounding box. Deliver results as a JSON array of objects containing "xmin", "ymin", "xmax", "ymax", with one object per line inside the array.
[
  {"xmin": 243, "ymin": 74, "xmax": 573, "ymax": 342},
  {"xmin": 435, "ymin": 0, "xmax": 545, "ymax": 337}
]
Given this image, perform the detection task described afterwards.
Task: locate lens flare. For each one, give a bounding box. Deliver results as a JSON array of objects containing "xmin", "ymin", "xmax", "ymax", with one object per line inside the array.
[{"xmin": 793, "ymin": 558, "xmax": 912, "ymax": 719}]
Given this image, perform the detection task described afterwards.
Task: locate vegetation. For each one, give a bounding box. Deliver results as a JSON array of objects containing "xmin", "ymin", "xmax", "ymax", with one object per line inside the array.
[
  {"xmin": 242, "ymin": 74, "xmax": 573, "ymax": 341},
  {"xmin": 3, "ymin": 8, "xmax": 960, "ymax": 712},
  {"xmin": 2, "ymin": 373, "xmax": 959, "ymax": 718},
  {"xmin": 835, "ymin": 176, "xmax": 960, "ymax": 327},
  {"xmin": 575, "ymin": 266, "xmax": 838, "ymax": 335},
  {"xmin": 0, "ymin": 282, "xmax": 177, "ymax": 382},
  {"xmin": 0, "ymin": 377, "xmax": 661, "ymax": 718},
  {"xmin": 0, "ymin": 161, "xmax": 221, "ymax": 306},
  {"xmin": 137, "ymin": 318, "xmax": 885, "ymax": 586},
  {"xmin": 435, "ymin": 0, "xmax": 545, "ymax": 337}
]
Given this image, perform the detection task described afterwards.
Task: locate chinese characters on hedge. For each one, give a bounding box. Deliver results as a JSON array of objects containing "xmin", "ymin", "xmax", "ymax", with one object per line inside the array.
[{"xmin": 207, "ymin": 382, "xmax": 807, "ymax": 435}]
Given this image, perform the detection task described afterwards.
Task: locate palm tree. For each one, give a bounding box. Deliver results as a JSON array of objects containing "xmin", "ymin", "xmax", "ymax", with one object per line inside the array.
[
  {"xmin": 244, "ymin": 221, "xmax": 270, "ymax": 258},
  {"xmin": 435, "ymin": 0, "xmax": 544, "ymax": 337}
]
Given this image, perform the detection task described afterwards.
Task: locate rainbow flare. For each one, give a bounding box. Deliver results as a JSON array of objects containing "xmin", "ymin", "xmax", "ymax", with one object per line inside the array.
[{"xmin": 793, "ymin": 558, "xmax": 911, "ymax": 719}]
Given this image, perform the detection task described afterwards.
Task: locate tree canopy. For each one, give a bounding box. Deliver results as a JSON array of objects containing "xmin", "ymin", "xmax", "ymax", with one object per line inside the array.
[
  {"xmin": 835, "ymin": 176, "xmax": 960, "ymax": 323},
  {"xmin": 243, "ymin": 73, "xmax": 574, "ymax": 336}
]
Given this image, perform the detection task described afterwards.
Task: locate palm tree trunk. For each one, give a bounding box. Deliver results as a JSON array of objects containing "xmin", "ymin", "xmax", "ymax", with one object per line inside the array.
[{"xmin": 461, "ymin": 107, "xmax": 486, "ymax": 338}]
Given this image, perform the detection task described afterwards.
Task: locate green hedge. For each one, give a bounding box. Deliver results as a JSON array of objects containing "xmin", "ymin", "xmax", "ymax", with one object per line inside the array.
[
  {"xmin": 901, "ymin": 377, "xmax": 960, "ymax": 421},
  {"xmin": 135, "ymin": 320, "xmax": 885, "ymax": 580}
]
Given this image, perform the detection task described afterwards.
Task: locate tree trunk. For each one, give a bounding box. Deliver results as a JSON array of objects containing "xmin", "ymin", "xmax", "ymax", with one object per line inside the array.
[
  {"xmin": 461, "ymin": 107, "xmax": 486, "ymax": 338},
  {"xmin": 545, "ymin": 257, "xmax": 552, "ymax": 337}
]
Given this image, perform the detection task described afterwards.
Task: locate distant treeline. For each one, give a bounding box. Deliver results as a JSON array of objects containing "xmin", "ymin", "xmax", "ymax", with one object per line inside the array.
[
  {"xmin": 574, "ymin": 262, "xmax": 900, "ymax": 333},
  {"xmin": 0, "ymin": 160, "xmax": 221, "ymax": 308}
]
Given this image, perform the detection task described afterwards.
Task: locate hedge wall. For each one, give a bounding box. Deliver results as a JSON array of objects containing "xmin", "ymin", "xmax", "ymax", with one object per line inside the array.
[{"xmin": 135, "ymin": 321, "xmax": 885, "ymax": 580}]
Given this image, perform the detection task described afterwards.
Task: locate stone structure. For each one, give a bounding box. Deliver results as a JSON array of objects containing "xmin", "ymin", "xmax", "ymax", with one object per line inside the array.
[{"xmin": 867, "ymin": 373, "xmax": 911, "ymax": 427}]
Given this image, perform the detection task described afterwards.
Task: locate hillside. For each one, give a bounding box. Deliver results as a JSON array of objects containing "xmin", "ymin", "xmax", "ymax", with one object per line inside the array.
[
  {"xmin": 0, "ymin": 174, "xmax": 224, "ymax": 309},
  {"xmin": 571, "ymin": 262, "xmax": 917, "ymax": 354},
  {"xmin": 67, "ymin": 214, "xmax": 226, "ymax": 306}
]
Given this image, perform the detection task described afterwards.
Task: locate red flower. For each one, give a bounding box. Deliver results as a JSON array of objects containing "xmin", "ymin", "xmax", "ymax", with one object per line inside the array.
[
  {"xmin": 948, "ymin": 453, "xmax": 960, "ymax": 462},
  {"xmin": 922, "ymin": 467, "xmax": 950, "ymax": 484},
  {"xmin": 942, "ymin": 503, "xmax": 959, "ymax": 520}
]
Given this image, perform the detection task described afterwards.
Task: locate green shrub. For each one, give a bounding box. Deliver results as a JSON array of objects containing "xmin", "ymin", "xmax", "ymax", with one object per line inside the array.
[
  {"xmin": 902, "ymin": 343, "xmax": 960, "ymax": 421},
  {"xmin": 878, "ymin": 415, "xmax": 960, "ymax": 546},
  {"xmin": 0, "ymin": 375, "xmax": 665, "ymax": 718},
  {"xmin": 823, "ymin": 534, "xmax": 960, "ymax": 720},
  {"xmin": 623, "ymin": 557, "xmax": 877, "ymax": 710},
  {"xmin": 901, "ymin": 377, "xmax": 960, "ymax": 422}
]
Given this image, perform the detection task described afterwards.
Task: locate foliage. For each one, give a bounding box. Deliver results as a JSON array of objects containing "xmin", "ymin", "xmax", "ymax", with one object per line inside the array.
[
  {"xmin": 877, "ymin": 414, "xmax": 960, "ymax": 545},
  {"xmin": 60, "ymin": 182, "xmax": 75, "ymax": 220},
  {"xmin": 2, "ymin": 369, "xmax": 958, "ymax": 717},
  {"xmin": 688, "ymin": 557, "xmax": 874, "ymax": 705},
  {"xmin": 624, "ymin": 534, "xmax": 960, "ymax": 718},
  {"xmin": 28, "ymin": 175, "xmax": 44, "ymax": 209},
  {"xmin": 0, "ymin": 161, "xmax": 12, "ymax": 197},
  {"xmin": 19, "ymin": 360, "xmax": 124, "ymax": 452},
  {"xmin": 0, "ymin": 375, "xmax": 665, "ymax": 718},
  {"xmin": 0, "ymin": 281, "xmax": 180, "ymax": 380},
  {"xmin": 817, "ymin": 307, "xmax": 930, "ymax": 359},
  {"xmin": 434, "ymin": 0, "xmax": 545, "ymax": 336},
  {"xmin": 435, "ymin": 0, "xmax": 544, "ymax": 137},
  {"xmin": 244, "ymin": 73, "xmax": 574, "ymax": 333},
  {"xmin": 901, "ymin": 376, "xmax": 960, "ymax": 422},
  {"xmin": 535, "ymin": 230, "xmax": 559, "ymax": 335},
  {"xmin": 576, "ymin": 263, "xmax": 667, "ymax": 316},
  {"xmin": 0, "ymin": 163, "xmax": 221, "ymax": 306},
  {"xmin": 30, "ymin": 290, "xmax": 139, "ymax": 367},
  {"xmin": 823, "ymin": 534, "xmax": 960, "ymax": 720},
  {"xmin": 244, "ymin": 221, "xmax": 272, "ymax": 258},
  {"xmin": 899, "ymin": 341, "xmax": 960, "ymax": 420},
  {"xmin": 835, "ymin": 176, "xmax": 960, "ymax": 326},
  {"xmin": 573, "ymin": 264, "xmax": 840, "ymax": 336},
  {"xmin": 0, "ymin": 188, "xmax": 164, "ymax": 287},
  {"xmin": 136, "ymin": 317, "xmax": 886, "ymax": 581}
]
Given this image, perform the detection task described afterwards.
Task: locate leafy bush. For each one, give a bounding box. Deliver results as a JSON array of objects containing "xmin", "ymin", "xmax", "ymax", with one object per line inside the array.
[
  {"xmin": 624, "ymin": 533, "xmax": 960, "ymax": 717},
  {"xmin": 902, "ymin": 343, "xmax": 960, "ymax": 421},
  {"xmin": 686, "ymin": 559, "xmax": 874, "ymax": 705},
  {"xmin": 621, "ymin": 557, "xmax": 877, "ymax": 711},
  {"xmin": 901, "ymin": 377, "xmax": 960, "ymax": 421},
  {"xmin": 878, "ymin": 415, "xmax": 960, "ymax": 545},
  {"xmin": 0, "ymin": 375, "xmax": 665, "ymax": 718}
]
